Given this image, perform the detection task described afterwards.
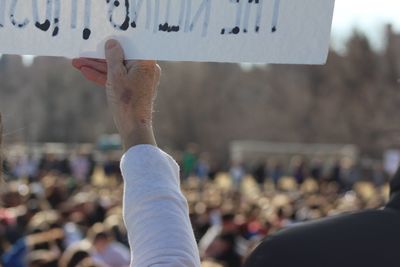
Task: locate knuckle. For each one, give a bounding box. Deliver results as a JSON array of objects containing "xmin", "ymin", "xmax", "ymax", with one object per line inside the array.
[
  {"xmin": 137, "ymin": 64, "xmax": 156, "ymax": 74},
  {"xmin": 136, "ymin": 61, "xmax": 156, "ymax": 72},
  {"xmin": 136, "ymin": 67, "xmax": 157, "ymax": 81}
]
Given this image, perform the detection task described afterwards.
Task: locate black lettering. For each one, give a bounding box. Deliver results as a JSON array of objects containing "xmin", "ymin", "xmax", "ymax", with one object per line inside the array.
[
  {"xmin": 52, "ymin": 0, "xmax": 60, "ymax": 36},
  {"xmin": 9, "ymin": 0, "xmax": 29, "ymax": 28},
  {"xmin": 153, "ymin": 0, "xmax": 159, "ymax": 33},
  {"xmin": 32, "ymin": 0, "xmax": 60, "ymax": 36},
  {"xmin": 130, "ymin": 0, "xmax": 152, "ymax": 30},
  {"xmin": 83, "ymin": 27, "xmax": 91, "ymax": 39},
  {"xmin": 242, "ymin": 0, "xmax": 263, "ymax": 33},
  {"xmin": 271, "ymin": 0, "xmax": 280, "ymax": 33},
  {"xmin": 107, "ymin": 0, "xmax": 130, "ymax": 31},
  {"xmin": 221, "ymin": 0, "xmax": 263, "ymax": 35},
  {"xmin": 71, "ymin": 0, "xmax": 92, "ymax": 40},
  {"xmin": 185, "ymin": 0, "xmax": 211, "ymax": 37},
  {"xmin": 221, "ymin": 0, "xmax": 242, "ymax": 35},
  {"xmin": 32, "ymin": 0, "xmax": 51, "ymax": 31},
  {"xmin": 158, "ymin": 0, "xmax": 185, "ymax": 33},
  {"xmin": 0, "ymin": 0, "xmax": 5, "ymax": 27}
]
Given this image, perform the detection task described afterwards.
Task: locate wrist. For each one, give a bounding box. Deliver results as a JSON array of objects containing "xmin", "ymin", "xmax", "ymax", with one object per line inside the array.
[{"xmin": 121, "ymin": 118, "xmax": 157, "ymax": 152}]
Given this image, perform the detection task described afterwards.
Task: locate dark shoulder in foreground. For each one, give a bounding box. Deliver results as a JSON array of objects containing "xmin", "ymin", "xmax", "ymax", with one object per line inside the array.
[{"xmin": 244, "ymin": 207, "xmax": 400, "ymax": 267}]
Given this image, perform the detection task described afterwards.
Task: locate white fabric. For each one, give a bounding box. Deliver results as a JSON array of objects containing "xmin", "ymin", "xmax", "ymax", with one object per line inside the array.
[{"xmin": 120, "ymin": 145, "xmax": 201, "ymax": 267}]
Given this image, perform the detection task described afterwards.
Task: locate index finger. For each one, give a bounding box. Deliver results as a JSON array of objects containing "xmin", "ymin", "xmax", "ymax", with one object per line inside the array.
[{"xmin": 72, "ymin": 58, "xmax": 107, "ymax": 73}]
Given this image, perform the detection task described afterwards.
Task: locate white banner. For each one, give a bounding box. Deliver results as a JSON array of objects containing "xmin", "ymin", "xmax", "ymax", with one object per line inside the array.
[{"xmin": 0, "ymin": 0, "xmax": 335, "ymax": 63}]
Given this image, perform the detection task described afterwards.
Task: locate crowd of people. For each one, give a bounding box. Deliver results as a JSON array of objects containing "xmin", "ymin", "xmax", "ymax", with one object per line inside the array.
[{"xmin": 0, "ymin": 146, "xmax": 392, "ymax": 267}]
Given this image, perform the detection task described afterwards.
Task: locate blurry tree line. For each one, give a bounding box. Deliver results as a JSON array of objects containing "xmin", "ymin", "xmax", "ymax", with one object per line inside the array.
[{"xmin": 2, "ymin": 25, "xmax": 400, "ymax": 162}]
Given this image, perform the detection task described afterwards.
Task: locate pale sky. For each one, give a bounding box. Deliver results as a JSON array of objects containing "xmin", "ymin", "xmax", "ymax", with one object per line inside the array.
[{"xmin": 332, "ymin": 0, "xmax": 400, "ymax": 50}]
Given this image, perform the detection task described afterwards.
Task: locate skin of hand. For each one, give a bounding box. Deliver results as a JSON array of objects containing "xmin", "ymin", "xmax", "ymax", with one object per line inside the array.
[{"xmin": 72, "ymin": 40, "xmax": 161, "ymax": 152}]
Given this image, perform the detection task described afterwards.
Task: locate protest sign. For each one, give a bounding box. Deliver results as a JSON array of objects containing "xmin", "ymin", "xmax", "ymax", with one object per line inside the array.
[{"xmin": 0, "ymin": 0, "xmax": 335, "ymax": 63}]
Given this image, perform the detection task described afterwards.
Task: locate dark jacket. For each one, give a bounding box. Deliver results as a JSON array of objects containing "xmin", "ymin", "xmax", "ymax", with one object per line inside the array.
[{"xmin": 244, "ymin": 169, "xmax": 400, "ymax": 267}]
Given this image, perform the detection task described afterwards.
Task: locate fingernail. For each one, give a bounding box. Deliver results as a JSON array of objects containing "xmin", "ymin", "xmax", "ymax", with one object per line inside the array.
[{"xmin": 106, "ymin": 40, "xmax": 117, "ymax": 50}]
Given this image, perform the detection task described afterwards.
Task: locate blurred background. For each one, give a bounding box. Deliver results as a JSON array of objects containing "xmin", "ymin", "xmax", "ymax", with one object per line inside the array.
[{"xmin": 2, "ymin": 1, "xmax": 400, "ymax": 267}]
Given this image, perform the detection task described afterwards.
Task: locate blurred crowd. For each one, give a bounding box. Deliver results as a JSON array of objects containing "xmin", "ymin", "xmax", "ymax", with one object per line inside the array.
[{"xmin": 0, "ymin": 146, "xmax": 393, "ymax": 267}]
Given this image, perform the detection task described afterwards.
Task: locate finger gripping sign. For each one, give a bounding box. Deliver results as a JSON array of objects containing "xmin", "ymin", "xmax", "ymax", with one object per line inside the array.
[{"xmin": 0, "ymin": 0, "xmax": 335, "ymax": 64}]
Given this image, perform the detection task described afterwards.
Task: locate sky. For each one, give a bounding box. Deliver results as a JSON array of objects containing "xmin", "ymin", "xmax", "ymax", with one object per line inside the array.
[
  {"xmin": 19, "ymin": 0, "xmax": 400, "ymax": 65},
  {"xmin": 332, "ymin": 0, "xmax": 400, "ymax": 50}
]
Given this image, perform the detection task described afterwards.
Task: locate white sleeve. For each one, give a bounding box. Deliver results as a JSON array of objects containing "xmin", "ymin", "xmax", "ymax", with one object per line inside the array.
[{"xmin": 120, "ymin": 145, "xmax": 201, "ymax": 267}]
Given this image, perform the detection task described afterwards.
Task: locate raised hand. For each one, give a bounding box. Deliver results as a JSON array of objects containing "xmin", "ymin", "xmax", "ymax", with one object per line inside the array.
[{"xmin": 72, "ymin": 40, "xmax": 161, "ymax": 151}]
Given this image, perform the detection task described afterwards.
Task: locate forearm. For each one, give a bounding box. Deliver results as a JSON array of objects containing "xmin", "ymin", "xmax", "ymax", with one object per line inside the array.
[{"xmin": 120, "ymin": 145, "xmax": 201, "ymax": 267}]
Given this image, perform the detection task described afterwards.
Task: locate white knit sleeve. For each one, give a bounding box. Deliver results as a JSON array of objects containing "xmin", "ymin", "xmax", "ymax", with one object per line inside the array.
[{"xmin": 120, "ymin": 145, "xmax": 201, "ymax": 267}]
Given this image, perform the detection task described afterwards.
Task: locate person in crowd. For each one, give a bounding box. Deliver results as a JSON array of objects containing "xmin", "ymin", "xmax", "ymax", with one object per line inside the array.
[
  {"xmin": 205, "ymin": 233, "xmax": 241, "ymax": 267},
  {"xmin": 87, "ymin": 223, "xmax": 130, "ymax": 267},
  {"xmin": 252, "ymin": 161, "xmax": 268, "ymax": 188},
  {"xmin": 271, "ymin": 160, "xmax": 283, "ymax": 185},
  {"xmin": 38, "ymin": 154, "xmax": 59, "ymax": 176},
  {"xmin": 230, "ymin": 160, "xmax": 246, "ymax": 190},
  {"xmin": 310, "ymin": 159, "xmax": 323, "ymax": 181},
  {"xmin": 196, "ymin": 153, "xmax": 211, "ymax": 182},
  {"xmin": 59, "ymin": 241, "xmax": 106, "ymax": 267},
  {"xmin": 70, "ymin": 153, "xmax": 91, "ymax": 184},
  {"xmin": 292, "ymin": 157, "xmax": 306, "ymax": 184},
  {"xmin": 2, "ymin": 228, "xmax": 64, "ymax": 267},
  {"xmin": 12, "ymin": 155, "xmax": 37, "ymax": 181},
  {"xmin": 182, "ymin": 144, "xmax": 199, "ymax": 179}
]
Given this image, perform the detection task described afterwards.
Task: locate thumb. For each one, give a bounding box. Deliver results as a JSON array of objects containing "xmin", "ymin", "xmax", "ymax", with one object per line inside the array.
[{"xmin": 105, "ymin": 39, "xmax": 126, "ymax": 78}]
